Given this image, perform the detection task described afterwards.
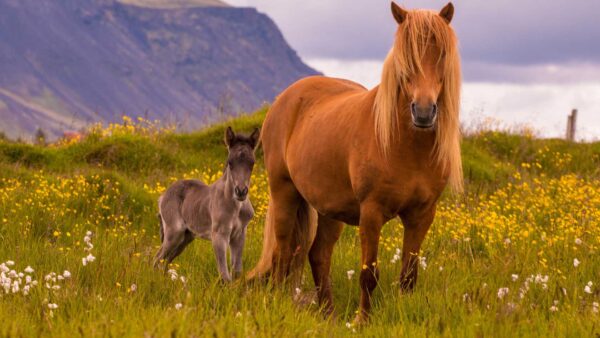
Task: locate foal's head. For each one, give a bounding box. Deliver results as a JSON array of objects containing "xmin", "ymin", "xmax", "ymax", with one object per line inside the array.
[
  {"xmin": 224, "ymin": 126, "xmax": 260, "ymax": 201},
  {"xmin": 390, "ymin": 2, "xmax": 459, "ymax": 129}
]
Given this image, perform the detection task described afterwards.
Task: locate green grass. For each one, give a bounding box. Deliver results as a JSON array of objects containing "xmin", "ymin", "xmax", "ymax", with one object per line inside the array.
[{"xmin": 1, "ymin": 110, "xmax": 599, "ymax": 337}]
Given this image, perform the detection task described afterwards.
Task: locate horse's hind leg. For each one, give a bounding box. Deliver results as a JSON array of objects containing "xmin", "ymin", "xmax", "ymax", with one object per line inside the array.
[
  {"xmin": 270, "ymin": 179, "xmax": 304, "ymax": 284},
  {"xmin": 308, "ymin": 215, "xmax": 343, "ymax": 317}
]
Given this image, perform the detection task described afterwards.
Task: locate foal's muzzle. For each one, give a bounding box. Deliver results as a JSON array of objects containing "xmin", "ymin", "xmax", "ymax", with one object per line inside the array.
[
  {"xmin": 234, "ymin": 186, "xmax": 248, "ymax": 201},
  {"xmin": 411, "ymin": 102, "xmax": 437, "ymax": 129}
]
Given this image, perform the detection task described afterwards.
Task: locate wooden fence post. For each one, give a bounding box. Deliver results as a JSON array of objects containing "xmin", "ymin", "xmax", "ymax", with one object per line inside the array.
[{"xmin": 566, "ymin": 109, "xmax": 577, "ymax": 141}]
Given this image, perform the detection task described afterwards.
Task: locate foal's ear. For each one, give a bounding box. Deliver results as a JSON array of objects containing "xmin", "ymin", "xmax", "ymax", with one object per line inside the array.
[
  {"xmin": 439, "ymin": 2, "xmax": 454, "ymax": 23},
  {"xmin": 224, "ymin": 126, "xmax": 236, "ymax": 147},
  {"xmin": 249, "ymin": 128, "xmax": 260, "ymax": 150},
  {"xmin": 391, "ymin": 2, "xmax": 408, "ymax": 25}
]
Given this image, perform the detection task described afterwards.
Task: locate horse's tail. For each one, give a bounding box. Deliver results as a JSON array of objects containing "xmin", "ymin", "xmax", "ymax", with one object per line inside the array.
[{"xmin": 247, "ymin": 195, "xmax": 317, "ymax": 283}]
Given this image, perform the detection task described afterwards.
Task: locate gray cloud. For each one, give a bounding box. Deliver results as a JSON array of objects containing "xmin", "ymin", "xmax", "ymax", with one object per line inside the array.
[{"xmin": 227, "ymin": 0, "xmax": 600, "ymax": 81}]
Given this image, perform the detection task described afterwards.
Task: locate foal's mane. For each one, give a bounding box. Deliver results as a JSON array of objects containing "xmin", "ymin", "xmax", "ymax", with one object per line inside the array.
[{"xmin": 373, "ymin": 9, "xmax": 463, "ymax": 192}]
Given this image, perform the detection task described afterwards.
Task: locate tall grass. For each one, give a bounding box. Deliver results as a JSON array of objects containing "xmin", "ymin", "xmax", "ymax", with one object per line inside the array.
[{"xmin": 0, "ymin": 110, "xmax": 599, "ymax": 337}]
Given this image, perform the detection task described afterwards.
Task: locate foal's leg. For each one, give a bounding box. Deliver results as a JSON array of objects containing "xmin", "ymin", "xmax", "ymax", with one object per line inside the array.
[
  {"xmin": 355, "ymin": 203, "xmax": 385, "ymax": 325},
  {"xmin": 399, "ymin": 205, "xmax": 436, "ymax": 292},
  {"xmin": 269, "ymin": 180, "xmax": 303, "ymax": 284},
  {"xmin": 211, "ymin": 221, "xmax": 233, "ymax": 282},
  {"xmin": 154, "ymin": 217, "xmax": 186, "ymax": 269},
  {"xmin": 230, "ymin": 226, "xmax": 247, "ymax": 280},
  {"xmin": 308, "ymin": 215, "xmax": 344, "ymax": 317},
  {"xmin": 166, "ymin": 230, "xmax": 194, "ymax": 265}
]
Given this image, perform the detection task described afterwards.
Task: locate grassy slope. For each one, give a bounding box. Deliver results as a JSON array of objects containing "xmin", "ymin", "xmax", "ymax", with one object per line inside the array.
[{"xmin": 0, "ymin": 109, "xmax": 599, "ymax": 337}]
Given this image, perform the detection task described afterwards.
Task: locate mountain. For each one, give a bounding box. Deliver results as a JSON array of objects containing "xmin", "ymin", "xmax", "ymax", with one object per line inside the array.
[{"xmin": 0, "ymin": 0, "xmax": 319, "ymax": 140}]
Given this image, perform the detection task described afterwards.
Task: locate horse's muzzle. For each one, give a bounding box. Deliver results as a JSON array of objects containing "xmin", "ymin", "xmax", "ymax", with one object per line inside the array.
[{"xmin": 411, "ymin": 102, "xmax": 437, "ymax": 129}]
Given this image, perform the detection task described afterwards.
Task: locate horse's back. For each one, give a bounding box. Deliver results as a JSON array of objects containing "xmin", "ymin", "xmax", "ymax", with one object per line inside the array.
[{"xmin": 262, "ymin": 76, "xmax": 370, "ymax": 167}]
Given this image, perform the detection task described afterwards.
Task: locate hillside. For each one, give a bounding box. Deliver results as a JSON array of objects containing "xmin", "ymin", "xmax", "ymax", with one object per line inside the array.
[
  {"xmin": 0, "ymin": 0, "xmax": 318, "ymax": 140},
  {"xmin": 0, "ymin": 112, "xmax": 599, "ymax": 336}
]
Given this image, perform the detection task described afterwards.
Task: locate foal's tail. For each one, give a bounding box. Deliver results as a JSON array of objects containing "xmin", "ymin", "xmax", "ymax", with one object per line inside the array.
[
  {"xmin": 157, "ymin": 196, "xmax": 164, "ymax": 243},
  {"xmin": 247, "ymin": 196, "xmax": 317, "ymax": 283},
  {"xmin": 158, "ymin": 213, "xmax": 164, "ymax": 243}
]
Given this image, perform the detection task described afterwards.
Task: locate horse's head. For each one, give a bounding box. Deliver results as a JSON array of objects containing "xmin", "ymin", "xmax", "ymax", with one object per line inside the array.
[
  {"xmin": 224, "ymin": 126, "xmax": 260, "ymax": 201},
  {"xmin": 390, "ymin": 2, "xmax": 457, "ymax": 129}
]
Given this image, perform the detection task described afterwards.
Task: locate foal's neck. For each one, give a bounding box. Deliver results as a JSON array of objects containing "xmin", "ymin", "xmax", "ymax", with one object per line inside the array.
[{"xmin": 214, "ymin": 169, "xmax": 241, "ymax": 206}]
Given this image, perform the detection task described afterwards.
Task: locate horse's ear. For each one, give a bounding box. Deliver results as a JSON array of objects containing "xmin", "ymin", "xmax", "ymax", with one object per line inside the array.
[
  {"xmin": 391, "ymin": 2, "xmax": 408, "ymax": 25},
  {"xmin": 224, "ymin": 126, "xmax": 235, "ymax": 147},
  {"xmin": 439, "ymin": 2, "xmax": 454, "ymax": 23},
  {"xmin": 249, "ymin": 128, "xmax": 260, "ymax": 149}
]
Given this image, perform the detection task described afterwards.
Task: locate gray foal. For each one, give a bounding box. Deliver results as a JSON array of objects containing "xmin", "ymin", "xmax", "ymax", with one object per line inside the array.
[{"xmin": 154, "ymin": 127, "xmax": 260, "ymax": 281}]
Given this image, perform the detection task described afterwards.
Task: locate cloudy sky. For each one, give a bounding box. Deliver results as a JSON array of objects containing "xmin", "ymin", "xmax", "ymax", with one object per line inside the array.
[{"xmin": 228, "ymin": 0, "xmax": 600, "ymax": 139}]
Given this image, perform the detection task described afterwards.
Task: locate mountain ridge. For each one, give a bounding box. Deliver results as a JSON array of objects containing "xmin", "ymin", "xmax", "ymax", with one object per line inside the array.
[{"xmin": 0, "ymin": 0, "xmax": 319, "ymax": 140}]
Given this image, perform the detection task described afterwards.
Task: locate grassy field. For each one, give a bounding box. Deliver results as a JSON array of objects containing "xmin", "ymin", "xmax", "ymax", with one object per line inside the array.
[{"xmin": 1, "ymin": 110, "xmax": 599, "ymax": 337}]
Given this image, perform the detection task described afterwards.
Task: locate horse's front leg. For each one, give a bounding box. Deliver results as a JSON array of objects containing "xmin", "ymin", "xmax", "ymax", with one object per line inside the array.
[
  {"xmin": 399, "ymin": 205, "xmax": 436, "ymax": 292},
  {"xmin": 354, "ymin": 203, "xmax": 385, "ymax": 325},
  {"xmin": 211, "ymin": 223, "xmax": 233, "ymax": 282}
]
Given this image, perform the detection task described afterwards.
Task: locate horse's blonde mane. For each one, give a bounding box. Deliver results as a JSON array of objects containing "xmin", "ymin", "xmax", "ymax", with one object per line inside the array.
[{"xmin": 374, "ymin": 9, "xmax": 463, "ymax": 192}]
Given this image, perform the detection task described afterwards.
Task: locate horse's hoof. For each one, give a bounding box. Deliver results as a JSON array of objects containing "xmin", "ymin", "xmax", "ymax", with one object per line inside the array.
[{"xmin": 352, "ymin": 311, "xmax": 369, "ymax": 326}]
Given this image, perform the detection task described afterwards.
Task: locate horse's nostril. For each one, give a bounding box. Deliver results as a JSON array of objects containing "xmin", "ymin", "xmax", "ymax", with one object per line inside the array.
[
  {"xmin": 242, "ymin": 187, "xmax": 248, "ymax": 195},
  {"xmin": 411, "ymin": 102, "xmax": 416, "ymax": 114},
  {"xmin": 234, "ymin": 187, "xmax": 241, "ymax": 195},
  {"xmin": 432, "ymin": 104, "xmax": 438, "ymax": 115}
]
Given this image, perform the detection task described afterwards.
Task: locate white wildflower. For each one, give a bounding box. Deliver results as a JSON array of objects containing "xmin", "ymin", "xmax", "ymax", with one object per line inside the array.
[
  {"xmin": 24, "ymin": 266, "xmax": 34, "ymax": 274},
  {"xmin": 497, "ymin": 287, "xmax": 509, "ymax": 299},
  {"xmin": 175, "ymin": 303, "xmax": 183, "ymax": 310},
  {"xmin": 130, "ymin": 284, "xmax": 137, "ymax": 292},
  {"xmin": 25, "ymin": 275, "xmax": 32, "ymax": 284},
  {"xmin": 573, "ymin": 258, "xmax": 580, "ymax": 267},
  {"xmin": 57, "ymin": 275, "xmax": 64, "ymax": 281},
  {"xmin": 584, "ymin": 281, "xmax": 593, "ymax": 294},
  {"xmin": 82, "ymin": 258, "xmax": 88, "ymax": 266},
  {"xmin": 48, "ymin": 303, "xmax": 58, "ymax": 309},
  {"xmin": 504, "ymin": 238, "xmax": 511, "ymax": 245},
  {"xmin": 419, "ymin": 256, "xmax": 427, "ymax": 270},
  {"xmin": 86, "ymin": 253, "xmax": 96, "ymax": 262},
  {"xmin": 592, "ymin": 302, "xmax": 599, "ymax": 314},
  {"xmin": 347, "ymin": 270, "xmax": 355, "ymax": 280},
  {"xmin": 86, "ymin": 230, "xmax": 93, "ymax": 237},
  {"xmin": 550, "ymin": 305, "xmax": 558, "ymax": 312},
  {"xmin": 11, "ymin": 281, "xmax": 19, "ymax": 293},
  {"xmin": 5, "ymin": 260, "xmax": 14, "ymax": 266},
  {"xmin": 295, "ymin": 287, "xmax": 301, "ymax": 295},
  {"xmin": 8, "ymin": 270, "xmax": 18, "ymax": 279},
  {"xmin": 575, "ymin": 238, "xmax": 582, "ymax": 245},
  {"xmin": 180, "ymin": 276, "xmax": 186, "ymax": 284},
  {"xmin": 511, "ymin": 274, "xmax": 519, "ymax": 282},
  {"xmin": 462, "ymin": 293, "xmax": 469, "ymax": 302},
  {"xmin": 52, "ymin": 285, "xmax": 61, "ymax": 290},
  {"xmin": 62, "ymin": 271, "xmax": 71, "ymax": 279}
]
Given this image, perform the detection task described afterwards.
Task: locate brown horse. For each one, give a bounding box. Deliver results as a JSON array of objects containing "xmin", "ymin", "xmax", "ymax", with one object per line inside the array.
[{"xmin": 249, "ymin": 2, "xmax": 462, "ymax": 323}]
